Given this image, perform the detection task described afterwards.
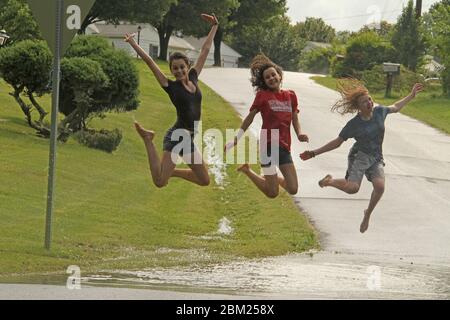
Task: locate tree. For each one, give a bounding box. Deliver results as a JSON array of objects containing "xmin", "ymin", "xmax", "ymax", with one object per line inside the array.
[
  {"xmin": 332, "ymin": 31, "xmax": 397, "ymax": 78},
  {"xmin": 231, "ymin": 15, "xmax": 305, "ymax": 71},
  {"xmin": 153, "ymin": 0, "xmax": 238, "ymax": 62},
  {"xmin": 0, "ymin": 40, "xmax": 51, "ymax": 136},
  {"xmin": 79, "ymin": 0, "xmax": 174, "ymax": 34},
  {"xmin": 59, "ymin": 57, "xmax": 109, "ymax": 133},
  {"xmin": 0, "ymin": 0, "xmax": 42, "ymax": 44},
  {"xmin": 171, "ymin": 0, "xmax": 239, "ymax": 67},
  {"xmin": 334, "ymin": 31, "xmax": 353, "ymax": 45},
  {"xmin": 62, "ymin": 36, "xmax": 140, "ymax": 132},
  {"xmin": 423, "ymin": 0, "xmax": 450, "ymax": 95},
  {"xmin": 391, "ymin": 0, "xmax": 425, "ymax": 71},
  {"xmin": 223, "ymin": 0, "xmax": 287, "ymax": 66},
  {"xmin": 358, "ymin": 20, "xmax": 394, "ymax": 40},
  {"xmin": 155, "ymin": 0, "xmax": 286, "ymax": 65},
  {"xmin": 294, "ymin": 17, "xmax": 336, "ymax": 43}
]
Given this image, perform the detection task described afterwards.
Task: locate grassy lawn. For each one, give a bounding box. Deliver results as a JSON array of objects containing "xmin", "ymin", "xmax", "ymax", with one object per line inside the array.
[
  {"xmin": 0, "ymin": 60, "xmax": 318, "ymax": 280},
  {"xmin": 311, "ymin": 76, "xmax": 450, "ymax": 135}
]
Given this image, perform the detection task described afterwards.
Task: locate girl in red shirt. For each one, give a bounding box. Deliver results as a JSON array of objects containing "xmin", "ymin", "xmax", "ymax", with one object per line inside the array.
[{"xmin": 225, "ymin": 55, "xmax": 309, "ymax": 198}]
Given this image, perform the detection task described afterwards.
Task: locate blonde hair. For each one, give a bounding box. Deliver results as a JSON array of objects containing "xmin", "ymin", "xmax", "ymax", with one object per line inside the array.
[
  {"xmin": 250, "ymin": 54, "xmax": 283, "ymax": 91},
  {"xmin": 331, "ymin": 78, "xmax": 369, "ymax": 115}
]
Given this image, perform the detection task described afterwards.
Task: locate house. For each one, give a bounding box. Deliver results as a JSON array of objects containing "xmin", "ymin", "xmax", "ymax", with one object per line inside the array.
[
  {"xmin": 423, "ymin": 55, "xmax": 445, "ymax": 78},
  {"xmin": 182, "ymin": 36, "xmax": 242, "ymax": 68},
  {"xmin": 86, "ymin": 23, "xmax": 195, "ymax": 60},
  {"xmin": 302, "ymin": 41, "xmax": 332, "ymax": 53},
  {"xmin": 86, "ymin": 23, "xmax": 242, "ymax": 68}
]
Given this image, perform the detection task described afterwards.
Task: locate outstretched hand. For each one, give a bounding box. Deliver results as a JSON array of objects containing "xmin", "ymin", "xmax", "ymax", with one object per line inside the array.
[
  {"xmin": 124, "ymin": 33, "xmax": 136, "ymax": 43},
  {"xmin": 300, "ymin": 150, "xmax": 315, "ymax": 161},
  {"xmin": 410, "ymin": 83, "xmax": 424, "ymax": 98},
  {"xmin": 201, "ymin": 13, "xmax": 219, "ymax": 26}
]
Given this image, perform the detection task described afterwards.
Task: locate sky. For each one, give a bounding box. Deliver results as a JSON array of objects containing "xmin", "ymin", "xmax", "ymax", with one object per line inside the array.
[{"xmin": 286, "ymin": 0, "xmax": 441, "ymax": 31}]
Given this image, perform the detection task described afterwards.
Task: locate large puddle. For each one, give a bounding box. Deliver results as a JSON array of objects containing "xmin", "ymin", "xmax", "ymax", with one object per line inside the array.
[{"xmin": 81, "ymin": 252, "xmax": 450, "ymax": 299}]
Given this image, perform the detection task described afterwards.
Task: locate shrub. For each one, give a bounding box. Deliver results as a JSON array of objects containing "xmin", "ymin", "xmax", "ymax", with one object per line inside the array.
[
  {"xmin": 362, "ymin": 64, "xmax": 425, "ymax": 95},
  {"xmin": 299, "ymin": 47, "xmax": 332, "ymax": 74},
  {"xmin": 333, "ymin": 31, "xmax": 397, "ymax": 78},
  {"xmin": 74, "ymin": 128, "xmax": 123, "ymax": 153}
]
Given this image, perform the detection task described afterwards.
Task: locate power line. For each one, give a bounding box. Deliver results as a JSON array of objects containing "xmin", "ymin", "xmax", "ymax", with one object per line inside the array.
[{"xmin": 320, "ymin": 9, "xmax": 403, "ymax": 21}]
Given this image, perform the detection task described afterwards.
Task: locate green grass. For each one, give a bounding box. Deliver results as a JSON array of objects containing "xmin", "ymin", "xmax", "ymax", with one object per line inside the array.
[
  {"xmin": 0, "ymin": 60, "xmax": 318, "ymax": 280},
  {"xmin": 311, "ymin": 76, "xmax": 450, "ymax": 134}
]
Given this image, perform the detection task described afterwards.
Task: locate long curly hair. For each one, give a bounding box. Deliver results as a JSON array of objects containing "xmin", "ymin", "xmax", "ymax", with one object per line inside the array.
[
  {"xmin": 331, "ymin": 78, "xmax": 369, "ymax": 115},
  {"xmin": 250, "ymin": 54, "xmax": 283, "ymax": 91}
]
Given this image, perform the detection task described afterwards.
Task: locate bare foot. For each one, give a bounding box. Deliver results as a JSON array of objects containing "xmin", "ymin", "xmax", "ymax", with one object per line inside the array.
[
  {"xmin": 134, "ymin": 121, "xmax": 154, "ymax": 141},
  {"xmin": 360, "ymin": 209, "xmax": 371, "ymax": 233},
  {"xmin": 237, "ymin": 164, "xmax": 250, "ymax": 173},
  {"xmin": 318, "ymin": 174, "xmax": 332, "ymax": 188}
]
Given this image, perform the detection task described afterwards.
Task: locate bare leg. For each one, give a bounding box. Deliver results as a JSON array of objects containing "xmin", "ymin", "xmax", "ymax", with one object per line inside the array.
[
  {"xmin": 238, "ymin": 164, "xmax": 279, "ymax": 198},
  {"xmin": 278, "ymin": 164, "xmax": 298, "ymax": 195},
  {"xmin": 135, "ymin": 122, "xmax": 173, "ymax": 187},
  {"xmin": 172, "ymin": 157, "xmax": 210, "ymax": 186},
  {"xmin": 360, "ymin": 177, "xmax": 385, "ymax": 233},
  {"xmin": 320, "ymin": 174, "xmax": 360, "ymax": 194}
]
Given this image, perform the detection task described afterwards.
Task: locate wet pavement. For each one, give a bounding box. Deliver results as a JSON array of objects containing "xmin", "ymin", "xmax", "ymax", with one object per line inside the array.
[{"xmin": 81, "ymin": 251, "xmax": 449, "ymax": 299}]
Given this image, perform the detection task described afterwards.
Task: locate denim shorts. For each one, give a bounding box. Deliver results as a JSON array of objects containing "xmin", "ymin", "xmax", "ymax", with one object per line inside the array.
[
  {"xmin": 345, "ymin": 150, "xmax": 385, "ymax": 183},
  {"xmin": 163, "ymin": 127, "xmax": 196, "ymax": 156}
]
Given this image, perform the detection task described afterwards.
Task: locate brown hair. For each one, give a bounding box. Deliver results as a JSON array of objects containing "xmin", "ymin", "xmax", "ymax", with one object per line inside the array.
[
  {"xmin": 331, "ymin": 78, "xmax": 369, "ymax": 115},
  {"xmin": 169, "ymin": 52, "xmax": 190, "ymax": 69},
  {"xmin": 250, "ymin": 54, "xmax": 283, "ymax": 91}
]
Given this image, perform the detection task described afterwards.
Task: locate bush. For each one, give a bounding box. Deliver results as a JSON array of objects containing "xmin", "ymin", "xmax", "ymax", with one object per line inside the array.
[
  {"xmin": 0, "ymin": 40, "xmax": 51, "ymax": 95},
  {"xmin": 299, "ymin": 47, "xmax": 332, "ymax": 74},
  {"xmin": 334, "ymin": 31, "xmax": 397, "ymax": 78},
  {"xmin": 74, "ymin": 128, "xmax": 123, "ymax": 153},
  {"xmin": 362, "ymin": 64, "xmax": 425, "ymax": 95},
  {"xmin": 0, "ymin": 40, "xmax": 52, "ymax": 136},
  {"xmin": 65, "ymin": 36, "xmax": 140, "ymax": 114}
]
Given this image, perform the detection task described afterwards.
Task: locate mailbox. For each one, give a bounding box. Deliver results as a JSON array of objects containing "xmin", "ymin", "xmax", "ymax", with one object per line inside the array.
[{"xmin": 383, "ymin": 63, "xmax": 401, "ymax": 75}]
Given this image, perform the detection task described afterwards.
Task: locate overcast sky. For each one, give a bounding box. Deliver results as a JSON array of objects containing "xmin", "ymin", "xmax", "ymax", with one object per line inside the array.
[{"xmin": 286, "ymin": 0, "xmax": 441, "ymax": 31}]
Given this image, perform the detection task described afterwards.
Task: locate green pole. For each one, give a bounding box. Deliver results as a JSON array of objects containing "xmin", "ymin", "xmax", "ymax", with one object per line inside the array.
[{"xmin": 45, "ymin": 0, "xmax": 64, "ymax": 250}]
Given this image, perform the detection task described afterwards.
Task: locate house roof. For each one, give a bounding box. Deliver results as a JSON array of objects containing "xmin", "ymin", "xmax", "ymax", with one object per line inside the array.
[
  {"xmin": 303, "ymin": 41, "xmax": 332, "ymax": 52},
  {"xmin": 183, "ymin": 36, "xmax": 242, "ymax": 58},
  {"xmin": 88, "ymin": 23, "xmax": 195, "ymax": 51}
]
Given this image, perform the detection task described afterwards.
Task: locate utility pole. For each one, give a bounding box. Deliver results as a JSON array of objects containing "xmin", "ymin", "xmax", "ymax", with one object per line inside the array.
[{"xmin": 416, "ymin": 0, "xmax": 423, "ymax": 19}]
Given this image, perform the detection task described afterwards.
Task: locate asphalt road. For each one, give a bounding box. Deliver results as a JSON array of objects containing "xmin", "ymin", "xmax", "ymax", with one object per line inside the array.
[{"xmin": 200, "ymin": 68, "xmax": 450, "ymax": 262}]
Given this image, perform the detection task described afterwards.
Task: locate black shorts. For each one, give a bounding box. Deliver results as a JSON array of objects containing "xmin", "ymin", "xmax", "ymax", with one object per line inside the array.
[
  {"xmin": 163, "ymin": 127, "xmax": 196, "ymax": 156},
  {"xmin": 260, "ymin": 144, "xmax": 293, "ymax": 168}
]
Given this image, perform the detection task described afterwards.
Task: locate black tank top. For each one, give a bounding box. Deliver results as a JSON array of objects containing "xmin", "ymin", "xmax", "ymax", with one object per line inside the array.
[{"xmin": 162, "ymin": 68, "xmax": 202, "ymax": 131}]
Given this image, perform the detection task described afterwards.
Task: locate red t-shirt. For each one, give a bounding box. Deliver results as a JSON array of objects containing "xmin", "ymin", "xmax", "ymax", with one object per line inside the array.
[{"xmin": 250, "ymin": 89, "xmax": 299, "ymax": 151}]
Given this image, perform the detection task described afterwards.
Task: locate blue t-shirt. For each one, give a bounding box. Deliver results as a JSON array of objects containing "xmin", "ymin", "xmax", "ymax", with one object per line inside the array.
[{"xmin": 339, "ymin": 106, "xmax": 391, "ymax": 160}]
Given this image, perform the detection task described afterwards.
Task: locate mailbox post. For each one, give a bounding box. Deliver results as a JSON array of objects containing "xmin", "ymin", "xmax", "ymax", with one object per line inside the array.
[{"xmin": 383, "ymin": 63, "xmax": 400, "ymax": 98}]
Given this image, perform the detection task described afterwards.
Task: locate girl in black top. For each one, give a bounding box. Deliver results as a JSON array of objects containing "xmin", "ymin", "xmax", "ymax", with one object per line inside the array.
[{"xmin": 125, "ymin": 14, "xmax": 218, "ymax": 188}]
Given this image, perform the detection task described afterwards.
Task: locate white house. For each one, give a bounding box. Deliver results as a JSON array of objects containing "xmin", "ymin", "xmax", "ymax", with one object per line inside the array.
[
  {"xmin": 86, "ymin": 22, "xmax": 242, "ymax": 68},
  {"xmin": 302, "ymin": 41, "xmax": 332, "ymax": 53},
  {"xmin": 86, "ymin": 23, "xmax": 195, "ymax": 60},
  {"xmin": 182, "ymin": 36, "xmax": 242, "ymax": 68}
]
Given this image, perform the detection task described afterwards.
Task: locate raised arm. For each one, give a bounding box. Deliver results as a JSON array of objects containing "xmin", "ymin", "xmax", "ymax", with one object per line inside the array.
[
  {"xmin": 193, "ymin": 14, "xmax": 219, "ymax": 75},
  {"xmin": 124, "ymin": 33, "xmax": 168, "ymax": 88},
  {"xmin": 300, "ymin": 137, "xmax": 344, "ymax": 160},
  {"xmin": 224, "ymin": 109, "xmax": 259, "ymax": 152},
  {"xmin": 388, "ymin": 83, "xmax": 424, "ymax": 113}
]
